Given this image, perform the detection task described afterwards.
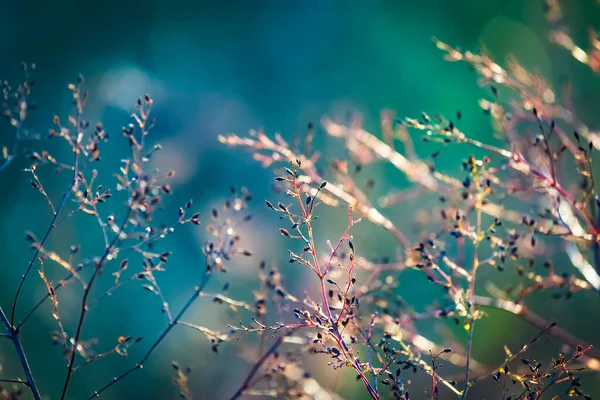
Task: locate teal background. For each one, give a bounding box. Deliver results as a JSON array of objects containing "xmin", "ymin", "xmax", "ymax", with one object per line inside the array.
[{"xmin": 1, "ymin": 0, "xmax": 600, "ymax": 399}]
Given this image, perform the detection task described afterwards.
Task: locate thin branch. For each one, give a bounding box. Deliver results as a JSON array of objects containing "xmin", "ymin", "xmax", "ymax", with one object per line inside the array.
[
  {"xmin": 86, "ymin": 267, "xmax": 214, "ymax": 399},
  {"xmin": 470, "ymin": 322, "xmax": 556, "ymax": 385},
  {"xmin": 475, "ymin": 295, "xmax": 600, "ymax": 371},
  {"xmin": 60, "ymin": 207, "xmax": 132, "ymax": 400},
  {"xmin": 0, "ymin": 306, "xmax": 42, "ymax": 399},
  {"xmin": 17, "ymin": 220, "xmax": 181, "ymax": 331},
  {"xmin": 229, "ymin": 329, "xmax": 296, "ymax": 400},
  {"xmin": 0, "ymin": 378, "xmax": 28, "ymax": 385},
  {"xmin": 462, "ymin": 172, "xmax": 485, "ymax": 399},
  {"xmin": 10, "ymin": 88, "xmax": 83, "ymax": 326},
  {"xmin": 16, "ymin": 261, "xmax": 87, "ymax": 330}
]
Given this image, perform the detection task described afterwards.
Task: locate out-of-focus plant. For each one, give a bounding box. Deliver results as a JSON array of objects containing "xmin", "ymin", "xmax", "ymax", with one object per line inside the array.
[{"xmin": 219, "ymin": 2, "xmax": 600, "ymax": 399}]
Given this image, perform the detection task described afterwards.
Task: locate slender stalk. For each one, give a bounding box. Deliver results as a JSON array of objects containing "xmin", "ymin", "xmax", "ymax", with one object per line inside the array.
[
  {"xmin": 431, "ymin": 355, "xmax": 438, "ymax": 400},
  {"xmin": 229, "ymin": 329, "xmax": 294, "ymax": 400},
  {"xmin": 11, "ymin": 156, "xmax": 79, "ymax": 327},
  {"xmin": 470, "ymin": 322, "xmax": 555, "ymax": 385},
  {"xmin": 11, "ymin": 99, "xmax": 83, "ymax": 326},
  {"xmin": 475, "ymin": 295, "xmax": 600, "ymax": 370},
  {"xmin": 0, "ymin": 378, "xmax": 28, "ymax": 385},
  {"xmin": 17, "ymin": 223, "xmax": 177, "ymax": 331},
  {"xmin": 461, "ymin": 322, "xmax": 475, "ymax": 400},
  {"xmin": 461, "ymin": 177, "xmax": 484, "ymax": 400},
  {"xmin": 86, "ymin": 267, "xmax": 213, "ymax": 399},
  {"xmin": 17, "ymin": 262, "xmax": 86, "ymax": 331},
  {"xmin": 366, "ymin": 315, "xmax": 378, "ymax": 396},
  {"xmin": 0, "ymin": 306, "xmax": 42, "ymax": 400},
  {"xmin": 293, "ymin": 178, "xmax": 379, "ymax": 399},
  {"xmin": 60, "ymin": 207, "xmax": 132, "ymax": 400}
]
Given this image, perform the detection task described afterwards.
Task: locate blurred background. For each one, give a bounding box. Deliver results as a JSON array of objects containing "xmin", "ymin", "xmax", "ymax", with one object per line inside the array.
[{"xmin": 1, "ymin": 0, "xmax": 600, "ymax": 398}]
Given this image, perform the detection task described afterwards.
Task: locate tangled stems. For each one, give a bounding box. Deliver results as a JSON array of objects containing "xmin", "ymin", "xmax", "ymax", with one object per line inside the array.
[{"xmin": 224, "ymin": 121, "xmax": 600, "ymax": 397}]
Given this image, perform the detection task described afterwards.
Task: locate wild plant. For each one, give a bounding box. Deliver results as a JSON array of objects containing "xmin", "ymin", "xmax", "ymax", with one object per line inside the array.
[
  {"xmin": 1, "ymin": 1, "xmax": 600, "ymax": 399},
  {"xmin": 218, "ymin": 2, "xmax": 600, "ymax": 399},
  {"xmin": 0, "ymin": 71, "xmax": 253, "ymax": 399}
]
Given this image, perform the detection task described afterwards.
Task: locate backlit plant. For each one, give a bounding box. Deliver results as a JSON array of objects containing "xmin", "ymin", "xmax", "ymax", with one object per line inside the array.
[{"xmin": 1, "ymin": 1, "xmax": 600, "ymax": 399}]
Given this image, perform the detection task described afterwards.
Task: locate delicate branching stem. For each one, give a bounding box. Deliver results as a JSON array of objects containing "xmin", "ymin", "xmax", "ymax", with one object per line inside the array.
[
  {"xmin": 17, "ymin": 221, "xmax": 181, "ymax": 331},
  {"xmin": 291, "ymin": 177, "xmax": 379, "ymax": 399},
  {"xmin": 316, "ymin": 120, "xmax": 590, "ymax": 243},
  {"xmin": 17, "ymin": 261, "xmax": 87, "ymax": 330},
  {"xmin": 86, "ymin": 267, "xmax": 214, "ymax": 399},
  {"xmin": 10, "ymin": 162, "xmax": 79, "ymax": 326},
  {"xmin": 229, "ymin": 329, "xmax": 296, "ymax": 400},
  {"xmin": 10, "ymin": 98, "xmax": 83, "ymax": 326},
  {"xmin": 0, "ymin": 305, "xmax": 42, "ymax": 400},
  {"xmin": 464, "ymin": 135, "xmax": 600, "ymax": 236},
  {"xmin": 60, "ymin": 207, "xmax": 132, "ymax": 400},
  {"xmin": 221, "ymin": 132, "xmax": 411, "ymax": 248},
  {"xmin": 475, "ymin": 295, "xmax": 600, "ymax": 370},
  {"xmin": 471, "ymin": 322, "xmax": 555, "ymax": 385}
]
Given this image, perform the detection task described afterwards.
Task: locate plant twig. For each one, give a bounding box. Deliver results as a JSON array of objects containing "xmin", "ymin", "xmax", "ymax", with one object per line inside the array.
[
  {"xmin": 0, "ymin": 306, "xmax": 42, "ymax": 400},
  {"xmin": 229, "ymin": 328, "xmax": 297, "ymax": 400},
  {"xmin": 0, "ymin": 378, "xmax": 28, "ymax": 385},
  {"xmin": 60, "ymin": 207, "xmax": 132, "ymax": 400},
  {"xmin": 86, "ymin": 267, "xmax": 214, "ymax": 399},
  {"xmin": 10, "ymin": 83, "xmax": 84, "ymax": 326},
  {"xmin": 475, "ymin": 295, "xmax": 600, "ymax": 371}
]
